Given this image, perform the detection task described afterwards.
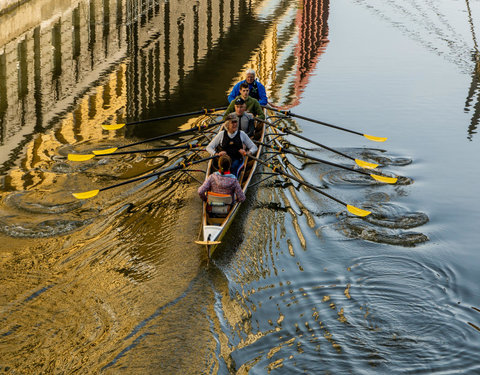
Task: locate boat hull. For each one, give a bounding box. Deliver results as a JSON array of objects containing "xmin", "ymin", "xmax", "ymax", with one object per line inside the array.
[{"xmin": 198, "ymin": 117, "xmax": 266, "ymax": 258}]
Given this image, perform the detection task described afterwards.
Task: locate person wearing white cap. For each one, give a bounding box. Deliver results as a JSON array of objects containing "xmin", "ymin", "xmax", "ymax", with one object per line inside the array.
[
  {"xmin": 227, "ymin": 69, "xmax": 268, "ymax": 105},
  {"xmin": 232, "ymin": 97, "xmax": 255, "ymax": 137}
]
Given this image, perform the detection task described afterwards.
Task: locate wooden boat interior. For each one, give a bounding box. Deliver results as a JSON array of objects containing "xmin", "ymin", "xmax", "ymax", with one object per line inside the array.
[{"xmin": 204, "ymin": 119, "xmax": 265, "ymax": 226}]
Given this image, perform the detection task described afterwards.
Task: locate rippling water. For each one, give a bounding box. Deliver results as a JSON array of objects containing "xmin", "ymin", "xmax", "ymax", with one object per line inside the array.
[{"xmin": 1, "ymin": 0, "xmax": 480, "ymax": 373}]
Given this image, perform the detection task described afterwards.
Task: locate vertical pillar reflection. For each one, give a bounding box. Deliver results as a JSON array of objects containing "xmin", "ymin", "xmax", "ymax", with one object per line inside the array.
[
  {"xmin": 117, "ymin": 0, "xmax": 124, "ymax": 48},
  {"xmin": 0, "ymin": 52, "xmax": 6, "ymax": 144},
  {"xmin": 88, "ymin": 0, "xmax": 97, "ymax": 69},
  {"xmin": 17, "ymin": 39, "xmax": 28, "ymax": 126},
  {"xmin": 72, "ymin": 7, "xmax": 81, "ymax": 81},
  {"xmin": 103, "ymin": 0, "xmax": 111, "ymax": 57},
  {"xmin": 207, "ymin": 0, "xmax": 212, "ymax": 52},
  {"xmin": 52, "ymin": 20, "xmax": 62, "ymax": 100},
  {"xmin": 126, "ymin": 0, "xmax": 139, "ymax": 120},
  {"xmin": 154, "ymin": 41, "xmax": 161, "ymax": 102},
  {"xmin": 177, "ymin": 15, "xmax": 185, "ymax": 93},
  {"xmin": 163, "ymin": 0, "xmax": 170, "ymax": 102},
  {"xmin": 193, "ymin": 3, "xmax": 199, "ymax": 67},
  {"xmin": 33, "ymin": 27, "xmax": 42, "ymax": 129}
]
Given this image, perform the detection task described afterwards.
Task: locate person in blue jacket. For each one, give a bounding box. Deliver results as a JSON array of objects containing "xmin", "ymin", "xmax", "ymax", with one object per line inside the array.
[{"xmin": 228, "ymin": 69, "xmax": 268, "ymax": 105}]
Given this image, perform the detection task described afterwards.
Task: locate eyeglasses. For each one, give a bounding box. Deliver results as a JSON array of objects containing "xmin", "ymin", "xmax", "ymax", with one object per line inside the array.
[{"xmin": 230, "ymin": 120, "xmax": 238, "ymax": 123}]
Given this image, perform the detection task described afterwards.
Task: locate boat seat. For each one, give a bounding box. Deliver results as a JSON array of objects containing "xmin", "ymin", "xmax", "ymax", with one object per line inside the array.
[{"xmin": 207, "ymin": 192, "xmax": 233, "ymax": 217}]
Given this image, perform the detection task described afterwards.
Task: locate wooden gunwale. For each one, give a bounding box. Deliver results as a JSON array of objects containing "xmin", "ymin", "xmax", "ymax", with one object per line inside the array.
[{"xmin": 198, "ymin": 112, "xmax": 267, "ymax": 258}]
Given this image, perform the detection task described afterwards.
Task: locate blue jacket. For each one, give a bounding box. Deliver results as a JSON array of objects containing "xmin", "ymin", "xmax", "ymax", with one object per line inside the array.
[{"xmin": 228, "ymin": 79, "xmax": 268, "ymax": 105}]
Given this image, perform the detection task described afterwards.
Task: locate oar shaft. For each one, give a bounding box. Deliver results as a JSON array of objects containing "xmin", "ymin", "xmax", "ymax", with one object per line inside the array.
[
  {"xmin": 264, "ymin": 106, "xmax": 363, "ymax": 137},
  {"xmin": 249, "ymin": 155, "xmax": 347, "ymax": 207},
  {"xmin": 256, "ymin": 117, "xmax": 355, "ymax": 162},
  {"xmin": 259, "ymin": 142, "xmax": 371, "ymax": 177},
  {"xmin": 279, "ymin": 126, "xmax": 355, "ymax": 161},
  {"xmin": 123, "ymin": 107, "xmax": 227, "ymax": 127},
  {"xmin": 106, "ymin": 144, "xmax": 207, "ymax": 156},
  {"xmin": 99, "ymin": 156, "xmax": 216, "ymax": 193},
  {"xmin": 289, "ymin": 113, "xmax": 363, "ymax": 137},
  {"xmin": 117, "ymin": 120, "xmax": 223, "ymax": 150}
]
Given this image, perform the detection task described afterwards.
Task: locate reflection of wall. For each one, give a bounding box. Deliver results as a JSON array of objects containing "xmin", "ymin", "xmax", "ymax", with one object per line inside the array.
[
  {"xmin": 293, "ymin": 0, "xmax": 329, "ymax": 104},
  {"xmin": 6, "ymin": 65, "xmax": 127, "ymax": 191},
  {"xmin": 0, "ymin": 0, "xmax": 243, "ymax": 169},
  {"xmin": 0, "ymin": 0, "xmax": 127, "ymax": 167},
  {"xmin": 124, "ymin": 0, "xmax": 241, "ymax": 121}
]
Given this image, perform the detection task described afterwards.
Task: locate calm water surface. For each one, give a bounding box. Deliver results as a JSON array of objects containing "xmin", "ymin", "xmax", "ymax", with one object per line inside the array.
[{"xmin": 0, "ymin": 0, "xmax": 479, "ymax": 373}]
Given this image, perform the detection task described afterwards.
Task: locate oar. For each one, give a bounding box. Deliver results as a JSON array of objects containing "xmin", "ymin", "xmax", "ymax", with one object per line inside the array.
[
  {"xmin": 68, "ymin": 143, "xmax": 208, "ymax": 161},
  {"xmin": 263, "ymin": 106, "xmax": 387, "ymax": 142},
  {"xmin": 72, "ymin": 155, "xmax": 216, "ymax": 199},
  {"xmin": 68, "ymin": 120, "xmax": 223, "ymax": 161},
  {"xmin": 257, "ymin": 142, "xmax": 397, "ymax": 184},
  {"xmin": 257, "ymin": 118, "xmax": 378, "ymax": 169},
  {"xmin": 102, "ymin": 106, "xmax": 227, "ymax": 130},
  {"xmin": 249, "ymin": 155, "xmax": 371, "ymax": 217}
]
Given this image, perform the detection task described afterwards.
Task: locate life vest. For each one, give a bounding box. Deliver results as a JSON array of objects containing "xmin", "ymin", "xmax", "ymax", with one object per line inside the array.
[
  {"xmin": 248, "ymin": 80, "xmax": 260, "ymax": 100},
  {"xmin": 218, "ymin": 130, "xmax": 243, "ymax": 160}
]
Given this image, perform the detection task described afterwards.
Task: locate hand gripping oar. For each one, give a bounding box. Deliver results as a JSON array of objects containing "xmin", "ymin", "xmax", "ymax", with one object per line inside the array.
[
  {"xmin": 263, "ymin": 106, "xmax": 387, "ymax": 142},
  {"xmin": 72, "ymin": 155, "xmax": 216, "ymax": 199},
  {"xmin": 249, "ymin": 155, "xmax": 371, "ymax": 217},
  {"xmin": 256, "ymin": 118, "xmax": 378, "ymax": 169},
  {"xmin": 68, "ymin": 120, "xmax": 224, "ymax": 161},
  {"xmin": 257, "ymin": 142, "xmax": 397, "ymax": 184},
  {"xmin": 68, "ymin": 143, "xmax": 208, "ymax": 161},
  {"xmin": 101, "ymin": 106, "xmax": 227, "ymax": 130}
]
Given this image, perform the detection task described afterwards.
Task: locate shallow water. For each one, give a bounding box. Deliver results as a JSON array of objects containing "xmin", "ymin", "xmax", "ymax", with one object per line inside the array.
[{"xmin": 1, "ymin": 0, "xmax": 480, "ymax": 373}]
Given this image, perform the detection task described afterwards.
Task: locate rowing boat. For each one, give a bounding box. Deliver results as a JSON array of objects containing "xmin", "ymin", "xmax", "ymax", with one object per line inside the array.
[{"xmin": 196, "ymin": 112, "xmax": 266, "ymax": 258}]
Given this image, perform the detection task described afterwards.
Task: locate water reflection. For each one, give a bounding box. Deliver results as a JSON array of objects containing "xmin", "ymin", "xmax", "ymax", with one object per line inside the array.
[
  {"xmin": 465, "ymin": 56, "xmax": 480, "ymax": 140},
  {"xmin": 2, "ymin": 0, "xmax": 472, "ymax": 372},
  {"xmin": 465, "ymin": 0, "xmax": 480, "ymax": 140},
  {"xmin": 0, "ymin": 0, "xmax": 249, "ymax": 170},
  {"xmin": 0, "ymin": 0, "xmax": 336, "ymax": 372},
  {"xmin": 351, "ymin": 0, "xmax": 480, "ymax": 141}
]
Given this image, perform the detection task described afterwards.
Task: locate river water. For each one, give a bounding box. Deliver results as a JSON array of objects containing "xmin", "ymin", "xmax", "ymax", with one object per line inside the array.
[{"xmin": 1, "ymin": 0, "xmax": 480, "ymax": 373}]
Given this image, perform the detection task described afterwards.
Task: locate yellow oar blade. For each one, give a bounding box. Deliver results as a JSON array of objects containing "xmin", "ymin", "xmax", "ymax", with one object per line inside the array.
[
  {"xmin": 346, "ymin": 204, "xmax": 371, "ymax": 217},
  {"xmin": 68, "ymin": 153, "xmax": 95, "ymax": 161},
  {"xmin": 371, "ymin": 174, "xmax": 397, "ymax": 184},
  {"xmin": 363, "ymin": 134, "xmax": 387, "ymax": 142},
  {"xmin": 194, "ymin": 240, "xmax": 221, "ymax": 246},
  {"xmin": 354, "ymin": 158, "xmax": 378, "ymax": 169},
  {"xmin": 92, "ymin": 147, "xmax": 118, "ymax": 155},
  {"xmin": 72, "ymin": 189, "xmax": 100, "ymax": 199},
  {"xmin": 101, "ymin": 123, "xmax": 125, "ymax": 130}
]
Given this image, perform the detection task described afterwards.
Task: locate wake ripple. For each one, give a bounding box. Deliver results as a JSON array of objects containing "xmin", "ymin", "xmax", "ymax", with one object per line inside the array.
[
  {"xmin": 4, "ymin": 191, "xmax": 82, "ymax": 214},
  {"xmin": 0, "ymin": 218, "xmax": 91, "ymax": 238},
  {"xmin": 336, "ymin": 202, "xmax": 429, "ymax": 246},
  {"xmin": 344, "ymin": 255, "xmax": 480, "ymax": 373}
]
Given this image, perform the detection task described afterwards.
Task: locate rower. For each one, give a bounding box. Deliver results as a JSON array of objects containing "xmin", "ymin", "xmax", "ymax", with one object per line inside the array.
[
  {"xmin": 206, "ymin": 114, "xmax": 258, "ymax": 177},
  {"xmin": 233, "ymin": 98, "xmax": 255, "ymax": 137},
  {"xmin": 224, "ymin": 83, "xmax": 265, "ymax": 120},
  {"xmin": 228, "ymin": 69, "xmax": 268, "ymax": 105},
  {"xmin": 198, "ymin": 154, "xmax": 246, "ymax": 208}
]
